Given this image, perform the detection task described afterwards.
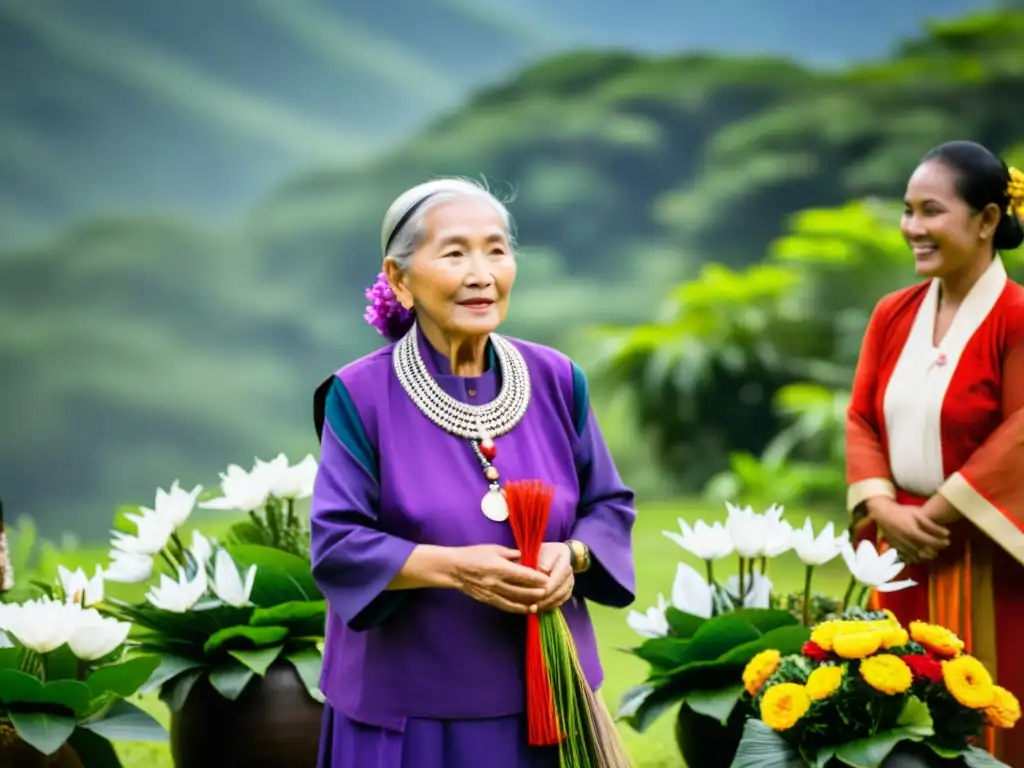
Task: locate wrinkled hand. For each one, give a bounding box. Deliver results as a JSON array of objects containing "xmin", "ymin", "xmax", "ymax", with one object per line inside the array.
[
  {"xmin": 451, "ymin": 544, "xmax": 548, "ymax": 614},
  {"xmin": 535, "ymin": 542, "xmax": 575, "ymax": 612},
  {"xmin": 871, "ymin": 500, "xmax": 950, "ymax": 563}
]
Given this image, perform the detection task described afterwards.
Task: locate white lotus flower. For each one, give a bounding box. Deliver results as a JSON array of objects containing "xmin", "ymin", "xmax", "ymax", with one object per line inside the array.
[
  {"xmin": 104, "ymin": 550, "xmax": 154, "ymax": 583},
  {"xmin": 146, "ymin": 566, "xmax": 208, "ymax": 613},
  {"xmin": 112, "ymin": 507, "xmax": 175, "ymax": 556},
  {"xmin": 725, "ymin": 503, "xmax": 767, "ymax": 558},
  {"xmin": 153, "ymin": 480, "xmax": 203, "ymax": 529},
  {"xmin": 761, "ymin": 505, "xmax": 795, "ymax": 557},
  {"xmin": 211, "ymin": 549, "xmax": 256, "ymax": 608},
  {"xmin": 724, "ymin": 571, "xmax": 773, "ymax": 608},
  {"xmin": 58, "ymin": 565, "xmax": 105, "ymax": 606},
  {"xmin": 189, "ymin": 530, "xmax": 213, "ymax": 566},
  {"xmin": 0, "ymin": 598, "xmax": 76, "ymax": 653},
  {"xmin": 201, "ymin": 457, "xmax": 284, "ymax": 512},
  {"xmin": 663, "ymin": 519, "xmax": 734, "ymax": 561},
  {"xmin": 792, "ymin": 519, "xmax": 850, "ymax": 566},
  {"xmin": 67, "ymin": 608, "xmax": 131, "ymax": 661},
  {"xmin": 626, "ymin": 594, "xmax": 670, "ymax": 638},
  {"xmin": 269, "ymin": 454, "xmax": 318, "ymax": 500},
  {"xmin": 840, "ymin": 540, "xmax": 917, "ymax": 592},
  {"xmin": 670, "ymin": 562, "xmax": 713, "ymax": 619}
]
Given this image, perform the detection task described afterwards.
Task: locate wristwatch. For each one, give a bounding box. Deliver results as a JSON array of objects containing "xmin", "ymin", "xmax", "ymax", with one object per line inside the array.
[{"xmin": 565, "ymin": 539, "xmax": 591, "ymax": 574}]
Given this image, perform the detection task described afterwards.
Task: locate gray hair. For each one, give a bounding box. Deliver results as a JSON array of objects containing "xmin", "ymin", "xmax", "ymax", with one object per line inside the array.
[{"xmin": 381, "ymin": 178, "xmax": 515, "ymax": 270}]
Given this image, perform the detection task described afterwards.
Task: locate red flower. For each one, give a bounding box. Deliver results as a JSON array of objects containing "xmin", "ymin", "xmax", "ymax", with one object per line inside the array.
[
  {"xmin": 802, "ymin": 641, "xmax": 830, "ymax": 662},
  {"xmin": 904, "ymin": 654, "xmax": 943, "ymax": 683}
]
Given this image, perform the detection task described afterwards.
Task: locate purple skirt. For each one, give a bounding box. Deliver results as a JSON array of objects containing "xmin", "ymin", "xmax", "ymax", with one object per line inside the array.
[{"xmin": 317, "ymin": 706, "xmax": 561, "ymax": 768}]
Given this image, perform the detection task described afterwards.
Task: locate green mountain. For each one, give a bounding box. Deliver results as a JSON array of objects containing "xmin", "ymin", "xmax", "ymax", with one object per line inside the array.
[
  {"xmin": 0, "ymin": 0, "xmax": 993, "ymax": 244},
  {"xmin": 2, "ymin": 9, "xmax": 1022, "ymax": 536}
]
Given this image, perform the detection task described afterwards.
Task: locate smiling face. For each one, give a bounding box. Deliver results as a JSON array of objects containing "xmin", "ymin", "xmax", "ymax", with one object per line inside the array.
[
  {"xmin": 901, "ymin": 159, "xmax": 999, "ymax": 279},
  {"xmin": 387, "ymin": 195, "xmax": 516, "ymax": 343}
]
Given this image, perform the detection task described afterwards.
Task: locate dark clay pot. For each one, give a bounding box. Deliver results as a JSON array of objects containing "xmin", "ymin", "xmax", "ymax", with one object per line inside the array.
[
  {"xmin": 842, "ymin": 743, "xmax": 961, "ymax": 768},
  {"xmin": 0, "ymin": 724, "xmax": 84, "ymax": 768},
  {"xmin": 171, "ymin": 661, "xmax": 324, "ymax": 768},
  {"xmin": 674, "ymin": 701, "xmax": 747, "ymax": 768}
]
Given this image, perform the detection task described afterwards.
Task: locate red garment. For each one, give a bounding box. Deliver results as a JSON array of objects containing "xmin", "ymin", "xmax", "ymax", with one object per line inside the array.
[{"xmin": 846, "ymin": 258, "xmax": 1024, "ymax": 764}]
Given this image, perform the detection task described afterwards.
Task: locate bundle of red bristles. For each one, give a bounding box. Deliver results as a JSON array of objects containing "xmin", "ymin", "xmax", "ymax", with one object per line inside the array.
[{"xmin": 504, "ymin": 479, "xmax": 631, "ymax": 768}]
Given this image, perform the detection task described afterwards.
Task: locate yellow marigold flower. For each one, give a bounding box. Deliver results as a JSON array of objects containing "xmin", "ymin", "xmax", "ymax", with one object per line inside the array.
[
  {"xmin": 881, "ymin": 626, "xmax": 910, "ymax": 650},
  {"xmin": 985, "ymin": 686, "xmax": 1021, "ymax": 729},
  {"xmin": 806, "ymin": 665, "xmax": 844, "ymax": 701},
  {"xmin": 1008, "ymin": 167, "xmax": 1024, "ymax": 218},
  {"xmin": 760, "ymin": 683, "xmax": 811, "ymax": 732},
  {"xmin": 810, "ymin": 621, "xmax": 840, "ymax": 651},
  {"xmin": 833, "ymin": 628, "xmax": 884, "ymax": 659},
  {"xmin": 742, "ymin": 649, "xmax": 781, "ymax": 696},
  {"xmin": 909, "ymin": 621, "xmax": 964, "ymax": 658},
  {"xmin": 942, "ymin": 656, "xmax": 995, "ymax": 709},
  {"xmin": 860, "ymin": 654, "xmax": 913, "ymax": 695}
]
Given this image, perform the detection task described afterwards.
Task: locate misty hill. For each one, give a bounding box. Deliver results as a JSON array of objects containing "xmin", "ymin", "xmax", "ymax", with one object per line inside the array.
[
  {"xmin": 0, "ymin": 0, "xmax": 994, "ymax": 245},
  {"xmin": 1, "ymin": 9, "xmax": 1022, "ymax": 536}
]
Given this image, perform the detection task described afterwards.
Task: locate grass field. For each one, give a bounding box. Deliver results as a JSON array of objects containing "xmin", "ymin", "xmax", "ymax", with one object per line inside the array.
[{"xmin": 38, "ymin": 498, "xmax": 852, "ymax": 767}]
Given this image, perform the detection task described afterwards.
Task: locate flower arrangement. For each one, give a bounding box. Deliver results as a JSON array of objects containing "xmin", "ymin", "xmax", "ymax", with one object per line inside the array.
[
  {"xmin": 98, "ymin": 454, "xmax": 327, "ymax": 715},
  {"xmin": 617, "ymin": 503, "xmax": 916, "ymax": 740},
  {"xmin": 732, "ymin": 609, "xmax": 1020, "ymax": 767},
  {"xmin": 0, "ymin": 575, "xmax": 165, "ymax": 763}
]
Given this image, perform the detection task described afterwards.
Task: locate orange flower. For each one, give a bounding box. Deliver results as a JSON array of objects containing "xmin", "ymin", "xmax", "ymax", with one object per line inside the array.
[
  {"xmin": 806, "ymin": 665, "xmax": 844, "ymax": 701},
  {"xmin": 985, "ymin": 686, "xmax": 1021, "ymax": 729},
  {"xmin": 760, "ymin": 683, "xmax": 811, "ymax": 731},
  {"xmin": 743, "ymin": 650, "xmax": 781, "ymax": 696},
  {"xmin": 833, "ymin": 629, "xmax": 884, "ymax": 659},
  {"xmin": 909, "ymin": 621, "xmax": 964, "ymax": 658},
  {"xmin": 942, "ymin": 656, "xmax": 995, "ymax": 709},
  {"xmin": 860, "ymin": 654, "xmax": 913, "ymax": 695}
]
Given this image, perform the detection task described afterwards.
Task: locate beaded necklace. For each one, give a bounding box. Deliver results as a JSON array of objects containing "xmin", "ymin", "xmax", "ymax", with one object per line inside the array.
[{"xmin": 392, "ymin": 323, "xmax": 531, "ymax": 521}]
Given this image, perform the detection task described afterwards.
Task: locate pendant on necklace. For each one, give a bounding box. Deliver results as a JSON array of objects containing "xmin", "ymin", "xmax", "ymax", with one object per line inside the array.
[
  {"xmin": 481, "ymin": 488, "xmax": 509, "ymax": 522},
  {"xmin": 472, "ymin": 429, "xmax": 508, "ymax": 522}
]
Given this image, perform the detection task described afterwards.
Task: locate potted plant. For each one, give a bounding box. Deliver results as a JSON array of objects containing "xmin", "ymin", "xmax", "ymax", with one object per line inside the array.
[
  {"xmin": 0, "ymin": 578, "xmax": 166, "ymax": 767},
  {"xmin": 732, "ymin": 608, "xmax": 1020, "ymax": 767},
  {"xmin": 97, "ymin": 454, "xmax": 327, "ymax": 768},
  {"xmin": 616, "ymin": 503, "xmax": 917, "ymax": 768}
]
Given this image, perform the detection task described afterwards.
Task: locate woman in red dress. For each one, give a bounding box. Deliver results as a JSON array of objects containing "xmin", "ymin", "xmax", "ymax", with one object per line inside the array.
[{"xmin": 846, "ymin": 140, "xmax": 1024, "ymax": 764}]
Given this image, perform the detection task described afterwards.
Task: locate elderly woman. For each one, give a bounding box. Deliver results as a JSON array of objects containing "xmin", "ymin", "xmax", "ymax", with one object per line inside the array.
[
  {"xmin": 309, "ymin": 178, "xmax": 637, "ymax": 768},
  {"xmin": 847, "ymin": 141, "xmax": 1024, "ymax": 762}
]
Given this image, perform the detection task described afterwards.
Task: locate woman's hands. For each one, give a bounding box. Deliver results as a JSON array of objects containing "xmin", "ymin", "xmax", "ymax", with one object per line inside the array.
[
  {"xmin": 535, "ymin": 542, "xmax": 575, "ymax": 612},
  {"xmin": 449, "ymin": 545, "xmax": 548, "ymax": 614},
  {"xmin": 447, "ymin": 542, "xmax": 577, "ymax": 614},
  {"xmin": 868, "ymin": 497, "xmax": 950, "ymax": 562}
]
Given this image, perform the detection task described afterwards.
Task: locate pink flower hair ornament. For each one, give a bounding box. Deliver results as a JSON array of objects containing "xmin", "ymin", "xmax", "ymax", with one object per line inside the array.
[{"xmin": 363, "ymin": 272, "xmax": 415, "ymax": 342}]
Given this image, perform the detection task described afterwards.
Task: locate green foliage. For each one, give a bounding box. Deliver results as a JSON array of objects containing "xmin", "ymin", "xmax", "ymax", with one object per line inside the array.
[
  {"xmin": 0, "ymin": 641, "xmax": 164, "ymax": 758},
  {"xmin": 616, "ymin": 609, "xmax": 809, "ymax": 733},
  {"xmin": 226, "ymin": 498, "xmax": 311, "ymax": 558},
  {"xmin": 224, "ymin": 545, "xmax": 320, "ymax": 604}
]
